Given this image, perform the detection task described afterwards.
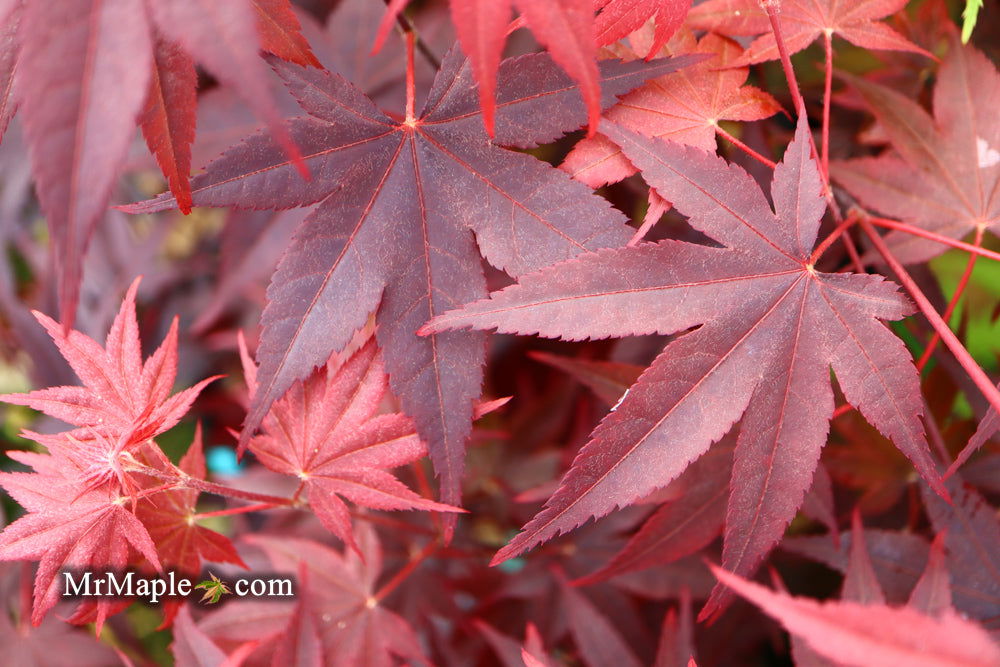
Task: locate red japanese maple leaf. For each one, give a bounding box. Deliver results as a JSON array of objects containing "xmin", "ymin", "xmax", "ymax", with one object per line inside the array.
[
  {"xmin": 711, "ymin": 564, "xmax": 1000, "ymax": 666},
  {"xmin": 562, "ymin": 27, "xmax": 781, "ymax": 189},
  {"xmin": 0, "ymin": 449, "xmax": 162, "ymax": 629},
  {"xmin": 594, "ymin": 0, "xmax": 692, "ymax": 57},
  {"xmin": 833, "ymin": 39, "xmax": 1000, "ymax": 264},
  {"xmin": 241, "ymin": 525, "xmax": 428, "ymax": 665},
  {"xmin": 0, "ymin": 0, "xmax": 314, "ymax": 327},
  {"xmin": 688, "ymin": 0, "xmax": 929, "ymax": 65},
  {"xmin": 240, "ymin": 335, "xmax": 458, "ymax": 551},
  {"xmin": 0, "ymin": 279, "xmax": 216, "ymax": 459},
  {"xmin": 424, "ymin": 118, "xmax": 945, "ymax": 616},
  {"xmin": 125, "ymin": 48, "xmax": 696, "ymax": 530}
]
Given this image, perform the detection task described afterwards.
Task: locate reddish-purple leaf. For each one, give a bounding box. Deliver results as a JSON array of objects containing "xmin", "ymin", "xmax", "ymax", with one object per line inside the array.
[
  {"xmin": 19, "ymin": 0, "xmax": 152, "ymax": 326},
  {"xmin": 921, "ymin": 479, "xmax": 1000, "ymax": 622},
  {"xmin": 148, "ymin": 0, "xmax": 306, "ymax": 178},
  {"xmin": 139, "ymin": 34, "xmax": 197, "ymax": 215},
  {"xmin": 688, "ymin": 0, "xmax": 930, "ymax": 65},
  {"xmin": 529, "ymin": 350, "xmax": 642, "ymax": 406},
  {"xmin": 841, "ymin": 512, "xmax": 886, "ymax": 604},
  {"xmin": 653, "ymin": 588, "xmax": 695, "ymax": 667},
  {"xmin": 594, "ymin": 0, "xmax": 692, "ymax": 55},
  {"xmin": 558, "ymin": 571, "xmax": 642, "ymax": 667},
  {"xmin": 575, "ymin": 444, "xmax": 731, "ymax": 585},
  {"xmin": 125, "ymin": 48, "xmax": 693, "ymax": 529},
  {"xmin": 171, "ymin": 604, "xmax": 229, "ymax": 667},
  {"xmin": 241, "ymin": 336, "xmax": 459, "ymax": 550},
  {"xmin": 908, "ymin": 532, "xmax": 953, "ymax": 617},
  {"xmin": 250, "ymin": 0, "xmax": 320, "ymax": 68},
  {"xmin": 246, "ymin": 525, "xmax": 429, "ymax": 665},
  {"xmin": 711, "ymin": 565, "xmax": 1000, "ymax": 667},
  {"xmin": 832, "ymin": 40, "xmax": 1000, "ymax": 264},
  {"xmin": 0, "ymin": 0, "xmax": 21, "ymax": 143},
  {"xmin": 948, "ymin": 387, "xmax": 1000, "ymax": 477},
  {"xmin": 425, "ymin": 119, "xmax": 943, "ymax": 608},
  {"xmin": 562, "ymin": 29, "xmax": 779, "ymax": 189}
]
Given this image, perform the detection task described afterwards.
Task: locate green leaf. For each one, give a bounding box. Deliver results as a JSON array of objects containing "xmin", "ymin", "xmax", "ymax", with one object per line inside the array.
[{"xmin": 962, "ymin": 0, "xmax": 984, "ymax": 43}]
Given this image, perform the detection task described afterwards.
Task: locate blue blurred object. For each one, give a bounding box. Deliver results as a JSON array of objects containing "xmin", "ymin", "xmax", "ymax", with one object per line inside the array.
[{"xmin": 206, "ymin": 446, "xmax": 243, "ymax": 476}]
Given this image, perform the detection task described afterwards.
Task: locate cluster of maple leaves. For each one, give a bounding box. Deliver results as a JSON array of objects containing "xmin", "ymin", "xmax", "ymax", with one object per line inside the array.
[{"xmin": 0, "ymin": 0, "xmax": 998, "ymax": 665}]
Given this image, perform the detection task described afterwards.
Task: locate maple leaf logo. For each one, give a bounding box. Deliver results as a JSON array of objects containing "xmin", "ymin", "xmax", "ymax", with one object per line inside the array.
[{"xmin": 194, "ymin": 573, "xmax": 232, "ymax": 605}]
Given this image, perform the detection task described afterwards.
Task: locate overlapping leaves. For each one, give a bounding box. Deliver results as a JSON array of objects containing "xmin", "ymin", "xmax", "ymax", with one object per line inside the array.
[
  {"xmin": 126, "ymin": 46, "xmax": 697, "ymax": 527},
  {"xmin": 426, "ymin": 118, "xmax": 945, "ymax": 615}
]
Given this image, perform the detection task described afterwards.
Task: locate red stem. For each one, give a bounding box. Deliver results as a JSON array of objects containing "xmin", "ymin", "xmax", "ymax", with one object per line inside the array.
[
  {"xmin": 179, "ymin": 476, "xmax": 297, "ymax": 506},
  {"xmin": 374, "ymin": 541, "xmax": 437, "ymax": 602},
  {"xmin": 859, "ymin": 219, "xmax": 1000, "ymax": 419},
  {"xmin": 832, "ymin": 403, "xmax": 854, "ymax": 419},
  {"xmin": 404, "ymin": 31, "xmax": 416, "ymax": 123},
  {"xmin": 810, "ymin": 214, "xmax": 858, "ymax": 265},
  {"xmin": 916, "ymin": 225, "xmax": 985, "ymax": 371},
  {"xmin": 821, "ymin": 31, "xmax": 833, "ymax": 181},
  {"xmin": 18, "ymin": 562, "xmax": 31, "ymax": 629},
  {"xmin": 715, "ymin": 125, "xmax": 777, "ymax": 168},
  {"xmin": 194, "ymin": 503, "xmax": 279, "ymax": 520},
  {"xmin": 866, "ymin": 217, "xmax": 1000, "ymax": 263}
]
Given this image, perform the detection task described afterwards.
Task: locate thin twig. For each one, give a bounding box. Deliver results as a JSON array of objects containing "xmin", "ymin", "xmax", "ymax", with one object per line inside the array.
[
  {"xmin": 917, "ymin": 225, "xmax": 985, "ymax": 370},
  {"xmin": 859, "ymin": 219, "xmax": 1000, "ymax": 419},
  {"xmin": 715, "ymin": 125, "xmax": 777, "ymax": 168}
]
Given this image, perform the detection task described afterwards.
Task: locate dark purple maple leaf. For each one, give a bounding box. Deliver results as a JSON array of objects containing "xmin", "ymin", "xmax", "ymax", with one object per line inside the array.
[
  {"xmin": 240, "ymin": 334, "xmax": 458, "ymax": 551},
  {"xmin": 423, "ymin": 117, "xmax": 945, "ymax": 617},
  {"xmin": 833, "ymin": 39, "xmax": 1000, "ymax": 264},
  {"xmin": 124, "ymin": 47, "xmax": 698, "ymax": 532}
]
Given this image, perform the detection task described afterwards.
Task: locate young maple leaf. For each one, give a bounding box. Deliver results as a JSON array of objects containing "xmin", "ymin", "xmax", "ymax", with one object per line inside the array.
[
  {"xmin": 125, "ymin": 47, "xmax": 698, "ymax": 530},
  {"xmin": 833, "ymin": 38, "xmax": 1000, "ymax": 264},
  {"xmin": 0, "ymin": 454, "xmax": 162, "ymax": 628},
  {"xmin": 194, "ymin": 573, "xmax": 232, "ymax": 605},
  {"xmin": 240, "ymin": 335, "xmax": 458, "ymax": 551},
  {"xmin": 688, "ymin": 0, "xmax": 930, "ymax": 65},
  {"xmin": 710, "ymin": 566, "xmax": 1000, "ymax": 667},
  {"xmin": 423, "ymin": 117, "xmax": 946, "ymax": 617},
  {"xmin": 0, "ymin": 279, "xmax": 217, "ymax": 458},
  {"xmin": 242, "ymin": 525, "xmax": 428, "ymax": 665},
  {"xmin": 134, "ymin": 427, "xmax": 246, "ymax": 626},
  {"xmin": 0, "ymin": 0, "xmax": 314, "ymax": 327},
  {"xmin": 562, "ymin": 27, "xmax": 781, "ymax": 189}
]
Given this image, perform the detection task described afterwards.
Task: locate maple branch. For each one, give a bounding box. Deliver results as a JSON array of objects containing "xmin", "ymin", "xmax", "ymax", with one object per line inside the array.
[
  {"xmin": 373, "ymin": 541, "xmax": 438, "ymax": 603},
  {"xmin": 193, "ymin": 503, "xmax": 279, "ymax": 520},
  {"xmin": 859, "ymin": 219, "xmax": 1000, "ymax": 420},
  {"xmin": 916, "ymin": 225, "xmax": 985, "ymax": 371},
  {"xmin": 178, "ymin": 475, "xmax": 298, "ymax": 507},
  {"xmin": 763, "ymin": 2, "xmax": 808, "ymax": 117},
  {"xmin": 715, "ymin": 125, "xmax": 777, "ymax": 168},
  {"xmin": 865, "ymin": 216, "xmax": 1000, "ymax": 263},
  {"xmin": 821, "ymin": 30, "xmax": 833, "ymax": 180}
]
